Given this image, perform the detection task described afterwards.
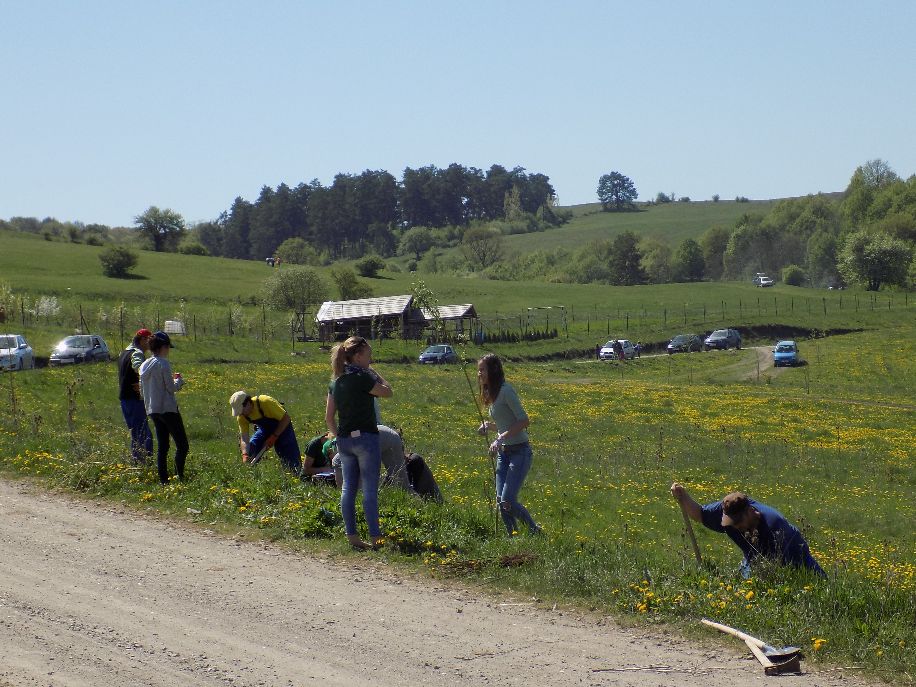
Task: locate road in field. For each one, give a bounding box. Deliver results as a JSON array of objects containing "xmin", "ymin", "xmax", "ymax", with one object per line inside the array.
[{"xmin": 0, "ymin": 479, "xmax": 874, "ymax": 687}]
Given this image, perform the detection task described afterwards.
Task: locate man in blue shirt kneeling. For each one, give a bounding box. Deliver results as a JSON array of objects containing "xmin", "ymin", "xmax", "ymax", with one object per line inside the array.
[{"xmin": 671, "ymin": 483, "xmax": 825, "ymax": 577}]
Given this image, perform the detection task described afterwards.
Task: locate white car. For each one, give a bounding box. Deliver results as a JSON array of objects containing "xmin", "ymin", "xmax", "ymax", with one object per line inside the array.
[
  {"xmin": 599, "ymin": 339, "xmax": 636, "ymax": 360},
  {"xmin": 0, "ymin": 334, "xmax": 35, "ymax": 371},
  {"xmin": 753, "ymin": 273, "xmax": 774, "ymax": 287}
]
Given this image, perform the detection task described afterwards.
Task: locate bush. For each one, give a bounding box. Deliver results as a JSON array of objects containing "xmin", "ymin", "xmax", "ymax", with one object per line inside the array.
[
  {"xmin": 85, "ymin": 235, "xmax": 104, "ymax": 247},
  {"xmin": 260, "ymin": 266, "xmax": 329, "ymax": 311},
  {"xmin": 354, "ymin": 255, "xmax": 386, "ymax": 278},
  {"xmin": 782, "ymin": 264, "xmax": 806, "ymax": 286},
  {"xmin": 99, "ymin": 246, "xmax": 139, "ymax": 278},
  {"xmin": 276, "ymin": 237, "xmax": 320, "ymax": 265},
  {"xmin": 178, "ymin": 242, "xmax": 208, "ymax": 256}
]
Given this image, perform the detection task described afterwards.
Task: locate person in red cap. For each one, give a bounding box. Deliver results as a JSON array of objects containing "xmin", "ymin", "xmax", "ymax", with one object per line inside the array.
[
  {"xmin": 671, "ymin": 483, "xmax": 824, "ymax": 577},
  {"xmin": 118, "ymin": 328, "xmax": 153, "ymax": 462}
]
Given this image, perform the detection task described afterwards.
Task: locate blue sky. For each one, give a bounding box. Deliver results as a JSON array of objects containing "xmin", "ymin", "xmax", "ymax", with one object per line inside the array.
[{"xmin": 1, "ymin": 1, "xmax": 914, "ymax": 227}]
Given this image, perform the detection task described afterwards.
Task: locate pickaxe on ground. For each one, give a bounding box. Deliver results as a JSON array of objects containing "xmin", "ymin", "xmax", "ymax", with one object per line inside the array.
[{"xmin": 701, "ymin": 618, "xmax": 803, "ymax": 675}]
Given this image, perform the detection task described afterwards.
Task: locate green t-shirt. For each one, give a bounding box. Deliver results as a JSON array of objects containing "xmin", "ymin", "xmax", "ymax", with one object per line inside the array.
[
  {"xmin": 488, "ymin": 382, "xmax": 529, "ymax": 445},
  {"xmin": 329, "ymin": 370, "xmax": 378, "ymax": 435},
  {"xmin": 304, "ymin": 433, "xmax": 331, "ymax": 467}
]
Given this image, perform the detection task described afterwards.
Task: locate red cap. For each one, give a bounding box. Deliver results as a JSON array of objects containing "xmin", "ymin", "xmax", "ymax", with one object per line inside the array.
[{"xmin": 136, "ymin": 328, "xmax": 153, "ymax": 338}]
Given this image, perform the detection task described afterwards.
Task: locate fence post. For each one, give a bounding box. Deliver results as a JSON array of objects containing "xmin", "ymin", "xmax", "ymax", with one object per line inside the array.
[
  {"xmin": 626, "ymin": 312, "xmax": 629, "ymax": 331},
  {"xmin": 823, "ymin": 297, "xmax": 827, "ymax": 316},
  {"xmin": 774, "ymin": 296, "xmax": 778, "ymax": 317},
  {"xmin": 119, "ymin": 306, "xmax": 124, "ymax": 350},
  {"xmin": 663, "ymin": 308, "xmax": 666, "ymax": 326},
  {"xmin": 193, "ymin": 314, "xmax": 197, "ymax": 342}
]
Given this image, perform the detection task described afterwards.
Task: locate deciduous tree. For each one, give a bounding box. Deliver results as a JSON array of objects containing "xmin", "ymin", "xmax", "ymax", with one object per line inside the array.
[
  {"xmin": 134, "ymin": 206, "xmax": 186, "ymax": 252},
  {"xmin": 597, "ymin": 172, "xmax": 638, "ymax": 211},
  {"xmin": 838, "ymin": 230, "xmax": 912, "ymax": 291}
]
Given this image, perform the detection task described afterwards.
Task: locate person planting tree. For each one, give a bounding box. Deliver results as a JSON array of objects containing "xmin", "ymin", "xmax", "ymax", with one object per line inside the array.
[
  {"xmin": 229, "ymin": 391, "xmax": 302, "ymax": 474},
  {"xmin": 671, "ymin": 483, "xmax": 824, "ymax": 577}
]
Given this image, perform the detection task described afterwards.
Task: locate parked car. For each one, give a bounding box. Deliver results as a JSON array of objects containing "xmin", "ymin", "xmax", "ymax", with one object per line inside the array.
[
  {"xmin": 418, "ymin": 344, "xmax": 458, "ymax": 364},
  {"xmin": 599, "ymin": 339, "xmax": 636, "ymax": 360},
  {"xmin": 666, "ymin": 334, "xmax": 702, "ymax": 354},
  {"xmin": 753, "ymin": 273, "xmax": 774, "ymax": 287},
  {"xmin": 773, "ymin": 340, "xmax": 800, "ymax": 367},
  {"xmin": 703, "ymin": 329, "xmax": 742, "ymax": 350},
  {"xmin": 0, "ymin": 334, "xmax": 34, "ymax": 371},
  {"xmin": 49, "ymin": 334, "xmax": 111, "ymax": 366}
]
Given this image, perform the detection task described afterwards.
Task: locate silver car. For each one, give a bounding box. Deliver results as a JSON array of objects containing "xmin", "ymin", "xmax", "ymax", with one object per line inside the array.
[
  {"xmin": 49, "ymin": 334, "xmax": 111, "ymax": 366},
  {"xmin": 0, "ymin": 334, "xmax": 34, "ymax": 371}
]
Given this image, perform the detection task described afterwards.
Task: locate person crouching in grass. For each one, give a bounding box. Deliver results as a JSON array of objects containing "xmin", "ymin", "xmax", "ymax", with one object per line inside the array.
[{"xmin": 229, "ymin": 391, "xmax": 302, "ymax": 474}]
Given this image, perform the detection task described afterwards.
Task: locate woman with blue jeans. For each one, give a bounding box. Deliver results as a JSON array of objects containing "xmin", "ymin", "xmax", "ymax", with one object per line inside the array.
[
  {"xmin": 325, "ymin": 336, "xmax": 392, "ymax": 550},
  {"xmin": 477, "ymin": 354, "xmax": 540, "ymax": 536}
]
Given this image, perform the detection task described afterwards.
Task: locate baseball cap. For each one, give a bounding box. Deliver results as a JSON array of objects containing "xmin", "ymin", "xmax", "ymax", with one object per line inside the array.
[
  {"xmin": 721, "ymin": 491, "xmax": 751, "ymax": 526},
  {"xmin": 229, "ymin": 391, "xmax": 248, "ymax": 417},
  {"xmin": 136, "ymin": 328, "xmax": 153, "ymax": 338},
  {"xmin": 151, "ymin": 330, "xmax": 175, "ymax": 348}
]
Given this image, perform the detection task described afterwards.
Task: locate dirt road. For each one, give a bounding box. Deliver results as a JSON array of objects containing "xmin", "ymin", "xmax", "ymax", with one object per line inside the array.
[{"xmin": 0, "ymin": 479, "xmax": 869, "ymax": 687}]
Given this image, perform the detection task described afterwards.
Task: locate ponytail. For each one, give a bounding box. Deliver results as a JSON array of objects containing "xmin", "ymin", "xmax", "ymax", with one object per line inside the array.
[{"xmin": 330, "ymin": 336, "xmax": 369, "ymax": 379}]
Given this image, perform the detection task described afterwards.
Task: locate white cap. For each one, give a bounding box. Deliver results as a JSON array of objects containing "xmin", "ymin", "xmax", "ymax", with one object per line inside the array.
[{"xmin": 229, "ymin": 391, "xmax": 248, "ymax": 416}]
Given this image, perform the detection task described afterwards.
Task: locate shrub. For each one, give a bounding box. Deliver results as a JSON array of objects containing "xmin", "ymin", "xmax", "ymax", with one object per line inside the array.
[
  {"xmin": 782, "ymin": 264, "xmax": 806, "ymax": 286},
  {"xmin": 712, "ymin": 194, "xmax": 720, "ymax": 202},
  {"xmin": 178, "ymin": 242, "xmax": 208, "ymax": 256},
  {"xmin": 99, "ymin": 246, "xmax": 139, "ymax": 278},
  {"xmin": 260, "ymin": 267, "xmax": 329, "ymax": 311},
  {"xmin": 276, "ymin": 237, "xmax": 319, "ymax": 265},
  {"xmin": 355, "ymin": 255, "xmax": 386, "ymax": 278}
]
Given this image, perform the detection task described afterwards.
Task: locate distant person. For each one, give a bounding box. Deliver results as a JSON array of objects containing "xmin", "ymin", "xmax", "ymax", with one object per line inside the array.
[
  {"xmin": 266, "ymin": 257, "xmax": 275, "ymax": 267},
  {"xmin": 118, "ymin": 328, "xmax": 153, "ymax": 463},
  {"xmin": 229, "ymin": 391, "xmax": 302, "ymax": 474},
  {"xmin": 0, "ymin": 305, "xmax": 5, "ymax": 324},
  {"xmin": 477, "ymin": 353, "xmax": 540, "ymax": 536},
  {"xmin": 595, "ymin": 343, "xmax": 600, "ymax": 360},
  {"xmin": 325, "ymin": 336, "xmax": 393, "ymax": 550},
  {"xmin": 670, "ymin": 483, "xmax": 825, "ymax": 577},
  {"xmin": 613, "ymin": 340, "xmax": 624, "ymax": 361},
  {"xmin": 635, "ymin": 341, "xmax": 643, "ymax": 358},
  {"xmin": 139, "ymin": 331, "xmax": 187, "ymax": 484}
]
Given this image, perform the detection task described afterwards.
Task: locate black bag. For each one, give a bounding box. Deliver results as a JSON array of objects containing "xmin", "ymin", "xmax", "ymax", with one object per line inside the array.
[{"xmin": 405, "ymin": 453, "xmax": 443, "ymax": 503}]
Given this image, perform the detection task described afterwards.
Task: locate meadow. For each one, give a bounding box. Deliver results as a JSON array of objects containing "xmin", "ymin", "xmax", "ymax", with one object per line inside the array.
[
  {"xmin": 1, "ymin": 322, "xmax": 913, "ymax": 680},
  {"xmin": 2, "ymin": 228, "xmax": 915, "ymax": 681}
]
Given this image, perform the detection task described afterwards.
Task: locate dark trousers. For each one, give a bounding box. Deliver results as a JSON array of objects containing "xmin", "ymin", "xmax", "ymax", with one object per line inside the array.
[
  {"xmin": 150, "ymin": 412, "xmax": 188, "ymax": 484},
  {"xmin": 120, "ymin": 398, "xmax": 152, "ymax": 462},
  {"xmin": 248, "ymin": 417, "xmax": 301, "ymax": 473}
]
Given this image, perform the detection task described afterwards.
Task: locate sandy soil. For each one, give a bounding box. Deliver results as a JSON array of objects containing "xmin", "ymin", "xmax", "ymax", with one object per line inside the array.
[{"xmin": 0, "ymin": 478, "xmax": 872, "ymax": 687}]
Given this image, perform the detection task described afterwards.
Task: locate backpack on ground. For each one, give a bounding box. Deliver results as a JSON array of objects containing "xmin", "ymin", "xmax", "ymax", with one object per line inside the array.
[{"xmin": 405, "ymin": 453, "xmax": 443, "ymax": 503}]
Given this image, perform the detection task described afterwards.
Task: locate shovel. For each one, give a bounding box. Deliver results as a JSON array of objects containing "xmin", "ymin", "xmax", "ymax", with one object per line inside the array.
[
  {"xmin": 248, "ymin": 443, "xmax": 270, "ymax": 466},
  {"xmin": 701, "ymin": 619, "xmax": 803, "ymax": 668}
]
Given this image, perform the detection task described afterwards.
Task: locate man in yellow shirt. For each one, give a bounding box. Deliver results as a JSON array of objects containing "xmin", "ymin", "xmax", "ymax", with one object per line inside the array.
[{"xmin": 229, "ymin": 391, "xmax": 302, "ymax": 473}]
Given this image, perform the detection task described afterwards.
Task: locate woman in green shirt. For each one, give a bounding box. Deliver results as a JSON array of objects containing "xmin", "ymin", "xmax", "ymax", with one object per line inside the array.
[
  {"xmin": 325, "ymin": 336, "xmax": 392, "ymax": 550},
  {"xmin": 477, "ymin": 353, "xmax": 540, "ymax": 535}
]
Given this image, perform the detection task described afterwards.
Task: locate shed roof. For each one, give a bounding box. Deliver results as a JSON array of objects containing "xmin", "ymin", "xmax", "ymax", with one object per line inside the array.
[
  {"xmin": 420, "ymin": 304, "xmax": 477, "ymax": 320},
  {"xmin": 315, "ymin": 294, "xmax": 413, "ymax": 322}
]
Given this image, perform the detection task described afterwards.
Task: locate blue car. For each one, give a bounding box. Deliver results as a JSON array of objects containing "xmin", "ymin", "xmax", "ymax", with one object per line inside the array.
[
  {"xmin": 773, "ymin": 340, "xmax": 800, "ymax": 367},
  {"xmin": 418, "ymin": 344, "xmax": 458, "ymax": 364}
]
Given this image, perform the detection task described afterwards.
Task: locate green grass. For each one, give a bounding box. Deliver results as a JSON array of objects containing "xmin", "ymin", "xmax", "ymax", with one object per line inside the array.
[
  {"xmin": 1, "ymin": 320, "xmax": 913, "ymax": 680},
  {"xmin": 502, "ymin": 199, "xmax": 778, "ymax": 256}
]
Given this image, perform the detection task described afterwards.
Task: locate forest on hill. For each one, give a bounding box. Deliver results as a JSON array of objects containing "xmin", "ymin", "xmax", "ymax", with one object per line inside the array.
[{"xmin": 3, "ymin": 160, "xmax": 914, "ymax": 293}]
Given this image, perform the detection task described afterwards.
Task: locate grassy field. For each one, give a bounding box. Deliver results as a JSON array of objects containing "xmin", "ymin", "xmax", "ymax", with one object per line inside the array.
[
  {"xmin": 1, "ymin": 321, "xmax": 913, "ymax": 680},
  {"xmin": 502, "ymin": 199, "xmax": 778, "ymax": 256},
  {"xmin": 2, "ymin": 222, "xmax": 914, "ymax": 680}
]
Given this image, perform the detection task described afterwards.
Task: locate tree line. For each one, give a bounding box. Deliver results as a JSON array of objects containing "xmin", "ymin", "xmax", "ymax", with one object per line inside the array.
[{"xmin": 477, "ymin": 160, "xmax": 913, "ymax": 291}]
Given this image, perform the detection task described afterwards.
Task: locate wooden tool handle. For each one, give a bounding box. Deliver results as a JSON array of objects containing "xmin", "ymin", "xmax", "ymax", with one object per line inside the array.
[
  {"xmin": 745, "ymin": 638, "xmax": 775, "ymax": 669},
  {"xmin": 701, "ymin": 618, "xmax": 766, "ymax": 648}
]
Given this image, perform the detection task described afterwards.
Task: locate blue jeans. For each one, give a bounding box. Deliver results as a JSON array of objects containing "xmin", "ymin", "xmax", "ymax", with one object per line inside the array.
[
  {"xmin": 338, "ymin": 432, "xmax": 382, "ymax": 538},
  {"xmin": 120, "ymin": 398, "xmax": 152, "ymax": 463},
  {"xmin": 249, "ymin": 418, "xmax": 302, "ymax": 473},
  {"xmin": 495, "ymin": 442, "xmax": 539, "ymax": 535}
]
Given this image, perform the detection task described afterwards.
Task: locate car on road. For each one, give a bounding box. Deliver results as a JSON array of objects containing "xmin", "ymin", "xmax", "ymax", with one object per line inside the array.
[
  {"xmin": 599, "ymin": 339, "xmax": 636, "ymax": 360},
  {"xmin": 753, "ymin": 273, "xmax": 774, "ymax": 287},
  {"xmin": 666, "ymin": 334, "xmax": 702, "ymax": 354},
  {"xmin": 703, "ymin": 329, "xmax": 742, "ymax": 350},
  {"xmin": 418, "ymin": 344, "xmax": 459, "ymax": 364},
  {"xmin": 0, "ymin": 334, "xmax": 34, "ymax": 371},
  {"xmin": 49, "ymin": 334, "xmax": 111, "ymax": 366},
  {"xmin": 773, "ymin": 340, "xmax": 800, "ymax": 367}
]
